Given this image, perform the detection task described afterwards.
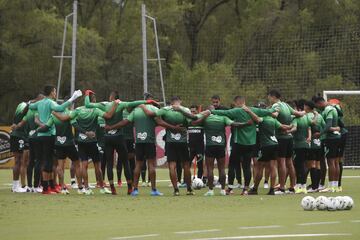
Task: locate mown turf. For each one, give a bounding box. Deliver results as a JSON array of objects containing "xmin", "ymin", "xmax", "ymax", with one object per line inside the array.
[{"xmin": 0, "ymin": 169, "xmax": 359, "ymax": 240}]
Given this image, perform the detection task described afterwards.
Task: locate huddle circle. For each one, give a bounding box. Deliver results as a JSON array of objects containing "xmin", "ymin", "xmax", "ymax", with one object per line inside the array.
[{"xmin": 301, "ymin": 196, "xmax": 354, "ymax": 211}]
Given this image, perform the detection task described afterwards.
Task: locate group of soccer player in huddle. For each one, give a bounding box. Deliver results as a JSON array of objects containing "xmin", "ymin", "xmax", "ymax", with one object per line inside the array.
[{"xmin": 9, "ymin": 85, "xmax": 347, "ymax": 196}]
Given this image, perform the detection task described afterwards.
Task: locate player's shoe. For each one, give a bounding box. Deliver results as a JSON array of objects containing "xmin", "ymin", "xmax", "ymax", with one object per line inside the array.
[
  {"xmin": 23, "ymin": 186, "xmax": 32, "ymax": 192},
  {"xmin": 71, "ymin": 182, "xmax": 78, "ymax": 189},
  {"xmin": 264, "ymin": 182, "xmax": 269, "ymax": 189},
  {"xmin": 286, "ymin": 188, "xmax": 295, "ymax": 194},
  {"xmin": 117, "ymin": 180, "xmax": 122, "ymax": 187},
  {"xmin": 248, "ymin": 188, "xmax": 258, "ymax": 195},
  {"xmin": 150, "ymin": 189, "xmax": 163, "ymax": 196},
  {"xmin": 146, "ymin": 181, "xmax": 151, "ymax": 187},
  {"xmin": 110, "ymin": 185, "xmax": 117, "ymax": 195},
  {"xmin": 240, "ymin": 189, "xmax": 249, "ymax": 196},
  {"xmin": 13, "ymin": 186, "xmax": 28, "ymax": 193},
  {"xmin": 99, "ymin": 188, "xmax": 112, "ymax": 194},
  {"xmin": 274, "ymin": 189, "xmax": 285, "ymax": 195},
  {"xmin": 77, "ymin": 188, "xmax": 85, "ymax": 195},
  {"xmin": 204, "ymin": 190, "xmax": 214, "ymax": 196},
  {"xmin": 267, "ymin": 188, "xmax": 275, "ymax": 195},
  {"xmin": 318, "ymin": 185, "xmax": 325, "ymax": 191},
  {"xmin": 55, "ymin": 184, "xmax": 62, "ymax": 192},
  {"xmin": 42, "ymin": 189, "xmax": 57, "ymax": 194},
  {"xmin": 173, "ymin": 190, "xmax": 180, "ymax": 196},
  {"xmin": 127, "ymin": 187, "xmax": 133, "ymax": 195},
  {"xmin": 307, "ymin": 188, "xmax": 318, "ymax": 193},
  {"xmin": 215, "ymin": 183, "xmax": 222, "ymax": 189},
  {"xmin": 131, "ymin": 189, "xmax": 139, "ymax": 197},
  {"xmin": 319, "ymin": 187, "xmax": 334, "ymax": 193},
  {"xmin": 141, "ymin": 181, "xmax": 147, "ymax": 187},
  {"xmin": 61, "ymin": 189, "xmax": 70, "ymax": 195},
  {"xmin": 295, "ymin": 187, "xmax": 304, "ymax": 194},
  {"xmin": 335, "ymin": 186, "xmax": 342, "ymax": 192},
  {"xmin": 179, "ymin": 182, "xmax": 187, "ymax": 188},
  {"xmin": 226, "ymin": 189, "xmax": 234, "ymax": 195},
  {"xmin": 34, "ymin": 187, "xmax": 43, "ymax": 193},
  {"xmin": 220, "ymin": 189, "xmax": 226, "ymax": 196},
  {"xmin": 84, "ymin": 188, "xmax": 94, "ymax": 195},
  {"xmin": 186, "ymin": 190, "xmax": 195, "ymax": 195},
  {"xmin": 50, "ymin": 187, "xmax": 60, "ymax": 194}
]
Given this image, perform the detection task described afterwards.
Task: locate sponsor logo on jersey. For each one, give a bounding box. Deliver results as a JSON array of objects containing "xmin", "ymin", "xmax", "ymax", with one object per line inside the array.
[
  {"xmin": 170, "ymin": 133, "xmax": 181, "ymax": 141},
  {"xmin": 57, "ymin": 136, "xmax": 67, "ymax": 144},
  {"xmin": 79, "ymin": 133, "xmax": 87, "ymax": 140},
  {"xmin": 107, "ymin": 130, "xmax": 118, "ymax": 135},
  {"xmin": 211, "ymin": 136, "xmax": 222, "ymax": 143},
  {"xmin": 137, "ymin": 132, "xmax": 147, "ymax": 140}
]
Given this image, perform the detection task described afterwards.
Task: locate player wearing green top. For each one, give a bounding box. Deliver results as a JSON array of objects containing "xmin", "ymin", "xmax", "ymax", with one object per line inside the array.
[
  {"xmin": 104, "ymin": 101, "xmax": 164, "ymax": 196},
  {"xmin": 191, "ymin": 109, "xmax": 252, "ymax": 196},
  {"xmin": 211, "ymin": 96, "xmax": 276, "ymax": 195},
  {"xmin": 304, "ymin": 101, "xmax": 325, "ymax": 192},
  {"xmin": 287, "ymin": 100, "xmax": 312, "ymax": 194},
  {"xmin": 314, "ymin": 96, "xmax": 342, "ymax": 193},
  {"xmin": 268, "ymin": 90, "xmax": 305, "ymax": 194},
  {"xmin": 28, "ymin": 85, "xmax": 82, "ymax": 194},
  {"xmin": 249, "ymin": 103, "xmax": 292, "ymax": 195}
]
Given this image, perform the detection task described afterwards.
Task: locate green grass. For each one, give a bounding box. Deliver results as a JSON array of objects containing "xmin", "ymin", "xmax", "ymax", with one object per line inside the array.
[{"xmin": 0, "ymin": 169, "xmax": 359, "ymax": 240}]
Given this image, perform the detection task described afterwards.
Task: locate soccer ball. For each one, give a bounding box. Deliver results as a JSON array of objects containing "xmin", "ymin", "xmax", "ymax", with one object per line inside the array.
[
  {"xmin": 343, "ymin": 196, "xmax": 354, "ymax": 210},
  {"xmin": 192, "ymin": 178, "xmax": 204, "ymax": 190},
  {"xmin": 335, "ymin": 196, "xmax": 346, "ymax": 210},
  {"xmin": 327, "ymin": 197, "xmax": 340, "ymax": 211},
  {"xmin": 213, "ymin": 176, "xmax": 219, "ymax": 185},
  {"xmin": 301, "ymin": 196, "xmax": 316, "ymax": 211},
  {"xmin": 315, "ymin": 196, "xmax": 329, "ymax": 210}
]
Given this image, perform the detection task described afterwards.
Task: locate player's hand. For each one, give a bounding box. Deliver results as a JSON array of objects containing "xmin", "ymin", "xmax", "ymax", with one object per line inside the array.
[
  {"xmin": 114, "ymin": 99, "xmax": 121, "ymax": 105},
  {"xmin": 306, "ymin": 137, "xmax": 311, "ymax": 144},
  {"xmin": 85, "ymin": 90, "xmax": 95, "ymax": 96},
  {"xmin": 85, "ymin": 131, "xmax": 96, "ymax": 139},
  {"xmin": 10, "ymin": 124, "xmax": 17, "ymax": 131},
  {"xmin": 104, "ymin": 125, "xmax": 112, "ymax": 131},
  {"xmin": 247, "ymin": 119, "xmax": 254, "ymax": 125},
  {"xmin": 242, "ymin": 105, "xmax": 251, "ymax": 113}
]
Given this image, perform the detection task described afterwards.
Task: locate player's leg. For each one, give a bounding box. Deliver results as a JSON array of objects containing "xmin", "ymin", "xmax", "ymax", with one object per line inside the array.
[
  {"xmin": 294, "ymin": 149, "xmax": 307, "ymax": 194},
  {"xmin": 338, "ymin": 133, "xmax": 346, "ymax": 191},
  {"xmin": 20, "ymin": 149, "xmax": 29, "ymax": 190},
  {"xmin": 227, "ymin": 150, "xmax": 236, "ymax": 190},
  {"xmin": 116, "ymin": 154, "xmax": 123, "ymax": 187},
  {"xmin": 264, "ymin": 164, "xmax": 270, "ymax": 189},
  {"xmin": 285, "ymin": 139, "xmax": 296, "ymax": 193},
  {"xmin": 141, "ymin": 160, "xmax": 147, "ymax": 185},
  {"xmin": 42, "ymin": 136, "xmax": 56, "ymax": 194},
  {"xmin": 27, "ymin": 140, "xmax": 35, "ymax": 190},
  {"xmin": 91, "ymin": 143, "xmax": 110, "ymax": 194},
  {"xmin": 115, "ymin": 136, "xmax": 132, "ymax": 194},
  {"xmin": 176, "ymin": 160, "xmax": 182, "ymax": 186},
  {"xmin": 204, "ymin": 153, "xmax": 215, "ymax": 196},
  {"xmin": 132, "ymin": 143, "xmax": 145, "ymax": 195},
  {"xmin": 104, "ymin": 137, "xmax": 116, "ymax": 194},
  {"xmin": 181, "ymin": 143, "xmax": 193, "ymax": 195},
  {"xmin": 276, "ymin": 138, "xmax": 287, "ymax": 194},
  {"xmin": 240, "ymin": 145, "xmax": 253, "ymax": 195},
  {"xmin": 10, "ymin": 136, "xmax": 24, "ymax": 192}
]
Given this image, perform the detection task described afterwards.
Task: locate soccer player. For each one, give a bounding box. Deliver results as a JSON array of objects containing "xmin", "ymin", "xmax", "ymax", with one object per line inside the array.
[
  {"xmin": 267, "ymin": 90, "xmax": 305, "ymax": 194},
  {"xmin": 248, "ymin": 103, "xmax": 291, "ymax": 195},
  {"xmin": 211, "ymin": 96, "xmax": 276, "ymax": 195},
  {"xmin": 304, "ymin": 100, "xmax": 325, "ymax": 192},
  {"xmin": 287, "ymin": 100, "xmax": 312, "ymax": 194},
  {"xmin": 188, "ymin": 105, "xmax": 205, "ymax": 181},
  {"xmin": 84, "ymin": 90, "xmax": 156, "ymax": 194},
  {"xmin": 28, "ymin": 85, "xmax": 82, "ymax": 194},
  {"xmin": 211, "ymin": 95, "xmax": 229, "ymax": 110},
  {"xmin": 191, "ymin": 108, "xmax": 252, "ymax": 196},
  {"xmin": 314, "ymin": 96, "xmax": 342, "ymax": 192}
]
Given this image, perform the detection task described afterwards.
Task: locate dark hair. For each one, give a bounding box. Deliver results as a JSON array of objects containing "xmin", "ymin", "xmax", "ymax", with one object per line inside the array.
[
  {"xmin": 144, "ymin": 92, "xmax": 154, "ymax": 100},
  {"xmin": 294, "ymin": 99, "xmax": 306, "ymax": 111},
  {"xmin": 211, "ymin": 95, "xmax": 220, "ymax": 100},
  {"xmin": 313, "ymin": 96, "xmax": 325, "ymax": 103},
  {"xmin": 268, "ymin": 89, "xmax": 281, "ymax": 99},
  {"xmin": 43, "ymin": 85, "xmax": 55, "ymax": 96},
  {"xmin": 304, "ymin": 100, "xmax": 315, "ymax": 109},
  {"xmin": 170, "ymin": 96, "xmax": 181, "ymax": 102},
  {"xmin": 257, "ymin": 102, "xmax": 267, "ymax": 109},
  {"xmin": 110, "ymin": 91, "xmax": 120, "ymax": 100},
  {"xmin": 233, "ymin": 95, "xmax": 245, "ymax": 101},
  {"xmin": 190, "ymin": 105, "xmax": 198, "ymax": 109}
]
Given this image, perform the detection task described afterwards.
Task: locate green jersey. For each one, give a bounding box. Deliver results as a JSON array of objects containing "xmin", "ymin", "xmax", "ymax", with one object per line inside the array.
[
  {"xmin": 96, "ymin": 117, "xmax": 105, "ymax": 147},
  {"xmin": 271, "ymin": 101, "xmax": 295, "ymax": 139},
  {"xmin": 22, "ymin": 109, "xmax": 38, "ymax": 139},
  {"xmin": 29, "ymin": 97, "xmax": 72, "ymax": 136},
  {"xmin": 307, "ymin": 112, "xmax": 325, "ymax": 149},
  {"xmin": 11, "ymin": 102, "xmax": 28, "ymax": 139},
  {"xmin": 333, "ymin": 104, "xmax": 348, "ymax": 135},
  {"xmin": 84, "ymin": 96, "xmax": 146, "ymax": 137},
  {"xmin": 197, "ymin": 114, "xmax": 233, "ymax": 146},
  {"xmin": 211, "ymin": 107, "xmax": 274, "ymax": 145},
  {"xmin": 127, "ymin": 105, "xmax": 158, "ymax": 143},
  {"xmin": 46, "ymin": 109, "xmax": 75, "ymax": 146},
  {"xmin": 292, "ymin": 115, "xmax": 311, "ymax": 149},
  {"xmin": 123, "ymin": 109, "xmax": 134, "ymax": 140},
  {"xmin": 69, "ymin": 106, "xmax": 105, "ymax": 143},
  {"xmin": 258, "ymin": 116, "xmax": 281, "ymax": 148},
  {"xmin": 320, "ymin": 105, "xmax": 341, "ymax": 139},
  {"xmin": 156, "ymin": 106, "xmax": 191, "ymax": 143}
]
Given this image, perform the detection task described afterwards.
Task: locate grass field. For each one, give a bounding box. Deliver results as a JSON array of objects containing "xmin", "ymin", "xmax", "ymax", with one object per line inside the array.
[{"xmin": 0, "ymin": 168, "xmax": 359, "ymax": 240}]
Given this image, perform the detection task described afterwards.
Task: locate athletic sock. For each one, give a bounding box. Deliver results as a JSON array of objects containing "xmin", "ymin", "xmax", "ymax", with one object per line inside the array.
[
  {"xmin": 127, "ymin": 183, "xmax": 132, "ymax": 189},
  {"xmin": 174, "ymin": 187, "xmax": 179, "ymax": 192},
  {"xmin": 49, "ymin": 180, "xmax": 55, "ymax": 189},
  {"xmin": 310, "ymin": 168, "xmax": 317, "ymax": 189},
  {"xmin": 339, "ymin": 162, "xmax": 343, "ymax": 186},
  {"xmin": 110, "ymin": 183, "xmax": 115, "ymax": 189},
  {"xmin": 315, "ymin": 169, "xmax": 321, "ymax": 189}
]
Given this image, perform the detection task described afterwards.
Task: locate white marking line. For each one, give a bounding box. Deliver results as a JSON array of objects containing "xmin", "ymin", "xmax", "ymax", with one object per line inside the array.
[
  {"xmin": 175, "ymin": 229, "xmax": 221, "ymax": 234},
  {"xmin": 350, "ymin": 220, "xmax": 360, "ymax": 223},
  {"xmin": 110, "ymin": 234, "xmax": 159, "ymax": 239},
  {"xmin": 190, "ymin": 233, "xmax": 352, "ymax": 240},
  {"xmin": 239, "ymin": 225, "xmax": 282, "ymax": 230},
  {"xmin": 297, "ymin": 221, "xmax": 340, "ymax": 226}
]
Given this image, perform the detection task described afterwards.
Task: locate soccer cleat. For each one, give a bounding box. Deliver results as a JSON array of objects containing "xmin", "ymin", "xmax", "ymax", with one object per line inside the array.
[
  {"xmin": 179, "ymin": 182, "xmax": 187, "ymax": 188},
  {"xmin": 13, "ymin": 186, "xmax": 28, "ymax": 193},
  {"xmin": 23, "ymin": 186, "xmax": 32, "ymax": 192},
  {"xmin": 110, "ymin": 186, "xmax": 117, "ymax": 195},
  {"xmin": 240, "ymin": 189, "xmax": 249, "ymax": 196},
  {"xmin": 204, "ymin": 190, "xmax": 214, "ymax": 196},
  {"xmin": 295, "ymin": 187, "xmax": 303, "ymax": 194},
  {"xmin": 186, "ymin": 190, "xmax": 195, "ymax": 195},
  {"xmin": 77, "ymin": 188, "xmax": 85, "ymax": 195},
  {"xmin": 286, "ymin": 188, "xmax": 295, "ymax": 194},
  {"xmin": 337, "ymin": 186, "xmax": 343, "ymax": 192},
  {"xmin": 131, "ymin": 189, "xmax": 139, "ymax": 196},
  {"xmin": 146, "ymin": 181, "xmax": 151, "ymax": 187},
  {"xmin": 55, "ymin": 184, "xmax": 62, "ymax": 192},
  {"xmin": 99, "ymin": 188, "xmax": 112, "ymax": 194},
  {"xmin": 71, "ymin": 182, "xmax": 78, "ymax": 189},
  {"xmin": 264, "ymin": 182, "xmax": 269, "ymax": 189},
  {"xmin": 173, "ymin": 190, "xmax": 180, "ymax": 196},
  {"xmin": 34, "ymin": 187, "xmax": 43, "ymax": 193},
  {"xmin": 150, "ymin": 189, "xmax": 163, "ymax": 196},
  {"xmin": 267, "ymin": 188, "xmax": 275, "ymax": 195},
  {"xmin": 319, "ymin": 187, "xmax": 334, "ymax": 193},
  {"xmin": 248, "ymin": 188, "xmax": 258, "ymax": 195},
  {"xmin": 61, "ymin": 189, "xmax": 70, "ymax": 195},
  {"xmin": 274, "ymin": 189, "xmax": 285, "ymax": 195},
  {"xmin": 84, "ymin": 188, "xmax": 94, "ymax": 195},
  {"xmin": 220, "ymin": 189, "xmax": 226, "ymax": 196},
  {"xmin": 226, "ymin": 189, "xmax": 234, "ymax": 195},
  {"xmin": 127, "ymin": 187, "xmax": 133, "ymax": 195},
  {"xmin": 50, "ymin": 187, "xmax": 60, "ymax": 194},
  {"xmin": 307, "ymin": 188, "xmax": 318, "ymax": 193},
  {"xmin": 117, "ymin": 180, "xmax": 122, "ymax": 187}
]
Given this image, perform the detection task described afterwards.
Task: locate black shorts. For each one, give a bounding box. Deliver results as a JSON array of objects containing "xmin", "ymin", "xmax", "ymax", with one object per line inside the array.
[
  {"xmin": 251, "ymin": 144, "xmax": 260, "ymax": 158},
  {"xmin": 308, "ymin": 148, "xmax": 324, "ymax": 161},
  {"xmin": 205, "ymin": 145, "xmax": 225, "ymax": 159},
  {"xmin": 277, "ymin": 138, "xmax": 293, "ymax": 158},
  {"xmin": 135, "ymin": 143, "xmax": 156, "ymax": 161},
  {"xmin": 10, "ymin": 136, "xmax": 27, "ymax": 153},
  {"xmin": 55, "ymin": 145, "xmax": 79, "ymax": 161},
  {"xmin": 189, "ymin": 144, "xmax": 204, "ymax": 161},
  {"xmin": 166, "ymin": 142, "xmax": 190, "ymax": 162},
  {"xmin": 231, "ymin": 144, "xmax": 254, "ymax": 163},
  {"xmin": 126, "ymin": 139, "xmax": 135, "ymax": 154},
  {"xmin": 77, "ymin": 142, "xmax": 100, "ymax": 162},
  {"xmin": 338, "ymin": 133, "xmax": 347, "ymax": 158},
  {"xmin": 258, "ymin": 145, "xmax": 278, "ymax": 162},
  {"xmin": 324, "ymin": 138, "xmax": 341, "ymax": 159}
]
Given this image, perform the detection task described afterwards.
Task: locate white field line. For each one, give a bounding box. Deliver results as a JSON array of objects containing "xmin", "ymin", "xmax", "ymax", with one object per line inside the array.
[
  {"xmin": 175, "ymin": 229, "xmax": 221, "ymax": 234},
  {"xmin": 350, "ymin": 220, "xmax": 360, "ymax": 223},
  {"xmin": 110, "ymin": 234, "xmax": 159, "ymax": 239},
  {"xmin": 297, "ymin": 221, "xmax": 341, "ymax": 226},
  {"xmin": 190, "ymin": 233, "xmax": 352, "ymax": 240},
  {"xmin": 239, "ymin": 225, "xmax": 282, "ymax": 230}
]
